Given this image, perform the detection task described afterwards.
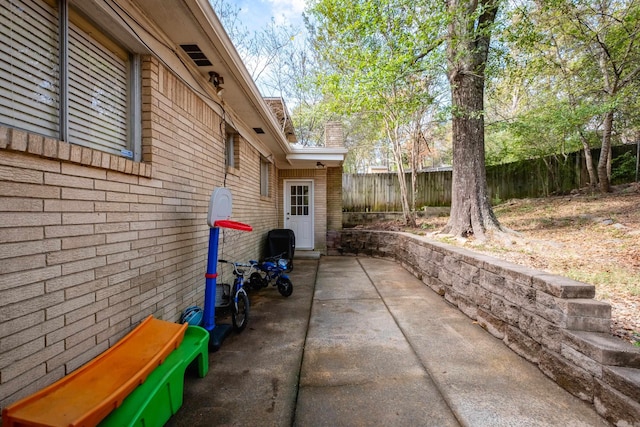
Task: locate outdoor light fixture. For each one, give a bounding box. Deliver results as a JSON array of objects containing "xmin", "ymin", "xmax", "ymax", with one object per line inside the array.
[
  {"xmin": 209, "ymin": 71, "xmax": 224, "ymax": 95},
  {"xmin": 209, "ymin": 71, "xmax": 223, "ymax": 86},
  {"xmin": 316, "ymin": 161, "xmax": 325, "ymax": 168}
]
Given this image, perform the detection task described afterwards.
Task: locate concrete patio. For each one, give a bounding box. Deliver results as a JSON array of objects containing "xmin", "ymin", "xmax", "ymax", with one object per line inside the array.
[{"xmin": 167, "ymin": 256, "xmax": 609, "ymax": 426}]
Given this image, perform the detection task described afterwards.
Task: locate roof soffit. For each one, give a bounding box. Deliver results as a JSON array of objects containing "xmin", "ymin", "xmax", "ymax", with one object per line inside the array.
[{"xmin": 93, "ymin": 0, "xmax": 346, "ymax": 169}]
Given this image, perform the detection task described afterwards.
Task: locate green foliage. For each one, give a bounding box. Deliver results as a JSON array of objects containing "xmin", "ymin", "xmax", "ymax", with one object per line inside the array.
[
  {"xmin": 291, "ymin": 99, "xmax": 335, "ymax": 146},
  {"xmin": 485, "ymin": 98, "xmax": 598, "ymax": 165},
  {"xmin": 341, "ymin": 113, "xmax": 387, "ymax": 172},
  {"xmin": 484, "ymin": 0, "xmax": 640, "ymax": 172},
  {"xmin": 306, "ymin": 0, "xmax": 445, "ymax": 119},
  {"xmin": 611, "ymin": 151, "xmax": 638, "ymax": 184},
  {"xmin": 215, "ymin": 0, "xmax": 640, "ymax": 182}
]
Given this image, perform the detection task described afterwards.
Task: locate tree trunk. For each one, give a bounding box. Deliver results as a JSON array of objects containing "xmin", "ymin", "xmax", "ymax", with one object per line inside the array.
[
  {"xmin": 578, "ymin": 131, "xmax": 597, "ymax": 186},
  {"xmin": 411, "ymin": 121, "xmax": 420, "ymax": 213},
  {"xmin": 636, "ymin": 131, "xmax": 640, "ymax": 182},
  {"xmin": 442, "ymin": 0, "xmax": 501, "ymax": 240},
  {"xmin": 387, "ymin": 124, "xmax": 416, "ymax": 227},
  {"xmin": 598, "ymin": 110, "xmax": 614, "ymax": 192},
  {"xmin": 395, "ymin": 153, "xmax": 416, "ymax": 227},
  {"xmin": 443, "ymin": 71, "xmax": 500, "ymax": 239}
]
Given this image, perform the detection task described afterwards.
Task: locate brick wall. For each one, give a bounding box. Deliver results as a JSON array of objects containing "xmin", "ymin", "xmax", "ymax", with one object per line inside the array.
[
  {"xmin": 324, "ymin": 120, "xmax": 343, "ymax": 251},
  {"xmin": 334, "ymin": 230, "xmax": 640, "ymax": 426},
  {"xmin": 0, "ymin": 57, "xmax": 278, "ymax": 409},
  {"xmin": 326, "ymin": 167, "xmax": 342, "ymax": 232},
  {"xmin": 324, "ymin": 122, "xmax": 344, "ymax": 148}
]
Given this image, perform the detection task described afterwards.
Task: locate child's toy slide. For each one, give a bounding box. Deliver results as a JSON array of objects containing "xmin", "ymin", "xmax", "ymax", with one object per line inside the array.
[
  {"xmin": 98, "ymin": 325, "xmax": 209, "ymax": 427},
  {"xmin": 2, "ymin": 316, "xmax": 187, "ymax": 427}
]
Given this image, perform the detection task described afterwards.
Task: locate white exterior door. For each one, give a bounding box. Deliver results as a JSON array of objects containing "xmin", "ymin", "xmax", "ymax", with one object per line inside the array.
[{"xmin": 285, "ymin": 180, "xmax": 314, "ymax": 249}]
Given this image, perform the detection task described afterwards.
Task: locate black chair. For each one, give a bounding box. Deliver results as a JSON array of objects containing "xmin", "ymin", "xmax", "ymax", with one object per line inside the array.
[{"xmin": 265, "ymin": 229, "xmax": 295, "ymax": 271}]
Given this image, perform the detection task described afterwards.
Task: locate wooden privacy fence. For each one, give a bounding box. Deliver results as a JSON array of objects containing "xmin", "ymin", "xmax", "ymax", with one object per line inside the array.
[
  {"xmin": 343, "ymin": 146, "xmax": 636, "ymax": 212},
  {"xmin": 343, "ymin": 170, "xmax": 452, "ymax": 211}
]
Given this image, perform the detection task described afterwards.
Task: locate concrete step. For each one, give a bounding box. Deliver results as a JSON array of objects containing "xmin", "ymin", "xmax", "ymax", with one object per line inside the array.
[{"xmin": 295, "ymin": 250, "xmax": 321, "ymax": 260}]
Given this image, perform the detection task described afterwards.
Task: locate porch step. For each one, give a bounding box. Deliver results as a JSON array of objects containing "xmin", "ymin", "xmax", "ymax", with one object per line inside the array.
[{"xmin": 295, "ymin": 251, "xmax": 321, "ymax": 260}]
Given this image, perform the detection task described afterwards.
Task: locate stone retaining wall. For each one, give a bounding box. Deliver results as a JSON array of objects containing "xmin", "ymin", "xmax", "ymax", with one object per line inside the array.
[
  {"xmin": 330, "ymin": 230, "xmax": 640, "ymax": 426},
  {"xmin": 343, "ymin": 208, "xmax": 449, "ymax": 227}
]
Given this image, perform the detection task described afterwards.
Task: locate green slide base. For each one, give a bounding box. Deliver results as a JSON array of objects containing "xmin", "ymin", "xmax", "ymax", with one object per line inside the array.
[{"xmin": 99, "ymin": 325, "xmax": 209, "ymax": 427}]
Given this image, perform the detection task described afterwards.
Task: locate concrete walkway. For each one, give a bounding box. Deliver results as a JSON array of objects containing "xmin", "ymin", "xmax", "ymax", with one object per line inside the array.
[{"xmin": 168, "ymin": 257, "xmax": 609, "ymax": 426}]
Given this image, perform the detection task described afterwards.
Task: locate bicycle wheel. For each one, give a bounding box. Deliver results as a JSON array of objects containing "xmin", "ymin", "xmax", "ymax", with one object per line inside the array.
[
  {"xmin": 232, "ymin": 287, "xmax": 250, "ymax": 332},
  {"xmin": 249, "ymin": 272, "xmax": 265, "ymax": 290},
  {"xmin": 277, "ymin": 277, "xmax": 293, "ymax": 297}
]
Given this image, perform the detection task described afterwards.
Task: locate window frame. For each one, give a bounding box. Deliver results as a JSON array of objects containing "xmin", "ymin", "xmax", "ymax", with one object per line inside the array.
[
  {"xmin": 225, "ymin": 126, "xmax": 240, "ymax": 171},
  {"xmin": 260, "ymin": 157, "xmax": 270, "ymax": 197},
  {"xmin": 0, "ymin": 0, "xmax": 141, "ymax": 161},
  {"xmin": 0, "ymin": 0, "xmax": 60, "ymax": 137},
  {"xmin": 225, "ymin": 130, "xmax": 235, "ymax": 168}
]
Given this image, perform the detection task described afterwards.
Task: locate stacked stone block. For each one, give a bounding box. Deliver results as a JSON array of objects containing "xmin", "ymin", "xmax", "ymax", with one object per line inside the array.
[{"xmin": 335, "ymin": 229, "xmax": 640, "ymax": 426}]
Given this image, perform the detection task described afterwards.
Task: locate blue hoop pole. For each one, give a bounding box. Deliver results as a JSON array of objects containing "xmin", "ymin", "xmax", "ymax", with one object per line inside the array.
[{"xmin": 203, "ymin": 227, "xmax": 220, "ymax": 332}]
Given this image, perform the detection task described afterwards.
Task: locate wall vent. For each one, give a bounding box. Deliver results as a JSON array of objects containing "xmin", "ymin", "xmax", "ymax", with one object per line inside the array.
[
  {"xmin": 180, "ymin": 44, "xmax": 212, "ymax": 66},
  {"xmin": 253, "ymin": 128, "xmax": 265, "ymax": 134}
]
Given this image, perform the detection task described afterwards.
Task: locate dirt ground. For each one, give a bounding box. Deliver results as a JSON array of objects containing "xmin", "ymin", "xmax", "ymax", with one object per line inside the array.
[{"xmin": 357, "ymin": 183, "xmax": 640, "ymax": 345}]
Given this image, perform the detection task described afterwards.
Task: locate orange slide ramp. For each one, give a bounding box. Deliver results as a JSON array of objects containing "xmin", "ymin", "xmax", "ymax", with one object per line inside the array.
[{"xmin": 2, "ymin": 316, "xmax": 187, "ymax": 427}]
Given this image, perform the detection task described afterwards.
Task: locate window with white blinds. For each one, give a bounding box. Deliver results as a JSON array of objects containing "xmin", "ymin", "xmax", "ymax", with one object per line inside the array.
[
  {"xmin": 226, "ymin": 129, "xmax": 238, "ymax": 168},
  {"xmin": 0, "ymin": 0, "xmax": 138, "ymax": 159},
  {"xmin": 68, "ymin": 22, "xmax": 128, "ymax": 156},
  {"xmin": 0, "ymin": 0, "xmax": 60, "ymax": 137},
  {"xmin": 260, "ymin": 158, "xmax": 270, "ymax": 197}
]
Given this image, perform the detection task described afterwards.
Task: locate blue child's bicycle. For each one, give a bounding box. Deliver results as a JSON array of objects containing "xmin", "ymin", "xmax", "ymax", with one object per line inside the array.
[
  {"xmin": 246, "ymin": 253, "xmax": 293, "ymax": 297},
  {"xmin": 217, "ymin": 259, "xmax": 251, "ymax": 331}
]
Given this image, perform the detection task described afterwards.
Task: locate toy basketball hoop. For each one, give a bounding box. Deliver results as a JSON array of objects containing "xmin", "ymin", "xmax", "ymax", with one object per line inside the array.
[
  {"xmin": 203, "ymin": 187, "xmax": 252, "ymax": 350},
  {"xmin": 207, "ymin": 187, "xmax": 253, "ymax": 231},
  {"xmin": 213, "ymin": 219, "xmax": 252, "ymax": 231}
]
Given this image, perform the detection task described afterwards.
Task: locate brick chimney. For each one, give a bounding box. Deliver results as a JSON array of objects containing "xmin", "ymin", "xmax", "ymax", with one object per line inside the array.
[{"xmin": 324, "ymin": 121, "xmax": 344, "ymax": 148}]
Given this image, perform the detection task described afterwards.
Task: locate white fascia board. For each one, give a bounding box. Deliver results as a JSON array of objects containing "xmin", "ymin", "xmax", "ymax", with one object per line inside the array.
[
  {"xmin": 286, "ymin": 153, "xmax": 346, "ymax": 162},
  {"xmin": 289, "ymin": 146, "xmax": 348, "ymax": 156}
]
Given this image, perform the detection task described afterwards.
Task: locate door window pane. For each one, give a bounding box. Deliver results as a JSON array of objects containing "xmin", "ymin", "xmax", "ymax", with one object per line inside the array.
[{"xmin": 290, "ymin": 185, "xmax": 309, "ymax": 216}]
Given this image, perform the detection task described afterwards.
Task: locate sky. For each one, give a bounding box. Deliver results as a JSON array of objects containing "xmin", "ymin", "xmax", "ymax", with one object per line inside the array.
[
  {"xmin": 235, "ymin": 0, "xmax": 306, "ymax": 28},
  {"xmin": 214, "ymin": 0, "xmax": 309, "ymax": 98}
]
